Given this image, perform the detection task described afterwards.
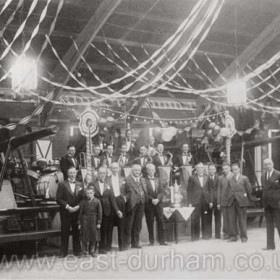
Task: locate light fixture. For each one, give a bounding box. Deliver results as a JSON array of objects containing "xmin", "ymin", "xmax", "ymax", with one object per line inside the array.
[
  {"xmin": 11, "ymin": 55, "xmax": 37, "ymax": 92},
  {"xmin": 227, "ymin": 79, "xmax": 247, "ymax": 104}
]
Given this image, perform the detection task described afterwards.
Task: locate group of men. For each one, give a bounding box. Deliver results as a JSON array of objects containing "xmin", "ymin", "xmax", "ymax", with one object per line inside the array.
[
  {"xmin": 56, "ymin": 136, "xmax": 280, "ymax": 257},
  {"xmin": 57, "ymin": 139, "xmax": 174, "ymax": 257}
]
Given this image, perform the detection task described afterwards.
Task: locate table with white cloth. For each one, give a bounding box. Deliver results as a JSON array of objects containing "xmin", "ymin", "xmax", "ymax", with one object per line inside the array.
[{"xmin": 163, "ymin": 207, "xmax": 194, "ymax": 243}]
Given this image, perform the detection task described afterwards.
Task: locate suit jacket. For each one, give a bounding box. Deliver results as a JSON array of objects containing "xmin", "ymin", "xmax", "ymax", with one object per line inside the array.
[
  {"xmin": 91, "ymin": 154, "xmax": 102, "ymax": 170},
  {"xmin": 218, "ymin": 172, "xmax": 233, "ymax": 207},
  {"xmin": 207, "ymin": 175, "xmax": 220, "ymax": 205},
  {"xmin": 91, "ymin": 180, "xmax": 119, "ymax": 216},
  {"xmin": 56, "ymin": 180, "xmax": 85, "ymax": 213},
  {"xmin": 173, "ymin": 153, "xmax": 193, "ymax": 167},
  {"xmin": 261, "ymin": 169, "xmax": 280, "ymax": 208},
  {"xmin": 101, "ymin": 154, "xmax": 118, "ymax": 168},
  {"xmin": 60, "ymin": 154, "xmax": 80, "ymax": 179},
  {"xmin": 227, "ymin": 174, "xmax": 252, "ymax": 207},
  {"xmin": 133, "ymin": 156, "xmax": 151, "ymax": 168},
  {"xmin": 152, "ymin": 153, "xmax": 169, "ymax": 167},
  {"xmin": 125, "ymin": 175, "xmax": 147, "ymax": 212},
  {"xmin": 187, "ymin": 174, "xmax": 209, "ymax": 205},
  {"xmin": 92, "ymin": 140, "xmax": 108, "ymax": 153},
  {"xmin": 105, "ymin": 175, "xmax": 126, "ymax": 198},
  {"xmin": 117, "ymin": 153, "xmax": 131, "ymax": 167},
  {"xmin": 145, "ymin": 177, "xmax": 165, "ymax": 206}
]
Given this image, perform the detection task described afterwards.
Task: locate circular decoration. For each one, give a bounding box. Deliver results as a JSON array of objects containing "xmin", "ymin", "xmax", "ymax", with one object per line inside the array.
[
  {"xmin": 98, "ymin": 118, "xmax": 106, "ymax": 124},
  {"xmin": 161, "ymin": 128, "xmax": 174, "ymax": 142},
  {"xmin": 212, "ymin": 125, "xmax": 221, "ymax": 135},
  {"xmin": 153, "ymin": 127, "xmax": 162, "ymax": 138},
  {"xmin": 225, "ymin": 112, "xmax": 236, "ymax": 138},
  {"xmin": 220, "ymin": 127, "xmax": 230, "ymax": 137},
  {"xmin": 106, "ymin": 116, "xmax": 114, "ymax": 122},
  {"xmin": 168, "ymin": 126, "xmax": 177, "ymax": 136},
  {"xmin": 79, "ymin": 108, "xmax": 99, "ymax": 137}
]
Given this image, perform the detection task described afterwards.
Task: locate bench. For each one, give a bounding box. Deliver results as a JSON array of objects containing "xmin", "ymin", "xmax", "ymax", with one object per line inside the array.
[{"xmin": 0, "ymin": 205, "xmax": 61, "ymax": 256}]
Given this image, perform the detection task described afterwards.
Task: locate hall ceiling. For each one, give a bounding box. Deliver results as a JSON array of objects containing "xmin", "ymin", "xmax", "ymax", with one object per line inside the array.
[{"xmin": 1, "ymin": 0, "xmax": 280, "ymax": 98}]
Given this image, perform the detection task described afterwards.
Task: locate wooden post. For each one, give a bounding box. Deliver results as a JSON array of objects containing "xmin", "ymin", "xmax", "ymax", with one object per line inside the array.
[{"xmin": 17, "ymin": 148, "xmax": 36, "ymax": 207}]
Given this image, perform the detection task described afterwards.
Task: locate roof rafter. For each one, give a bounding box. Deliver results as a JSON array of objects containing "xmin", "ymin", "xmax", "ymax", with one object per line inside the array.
[{"xmin": 41, "ymin": 0, "xmax": 122, "ymax": 124}]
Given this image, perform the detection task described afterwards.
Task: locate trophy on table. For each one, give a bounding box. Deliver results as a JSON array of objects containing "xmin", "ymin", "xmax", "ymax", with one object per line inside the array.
[{"xmin": 170, "ymin": 180, "xmax": 183, "ymax": 208}]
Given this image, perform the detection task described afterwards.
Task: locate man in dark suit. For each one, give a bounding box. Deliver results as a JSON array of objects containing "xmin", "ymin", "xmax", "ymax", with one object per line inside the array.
[
  {"xmin": 60, "ymin": 145, "xmax": 80, "ymax": 180},
  {"xmin": 56, "ymin": 167, "xmax": 85, "ymax": 257},
  {"xmin": 173, "ymin": 143, "xmax": 193, "ymax": 168},
  {"xmin": 207, "ymin": 164, "xmax": 221, "ymax": 239},
  {"xmin": 227, "ymin": 163, "xmax": 254, "ymax": 243},
  {"xmin": 144, "ymin": 163, "xmax": 168, "ymax": 246},
  {"xmin": 261, "ymin": 158, "xmax": 280, "ymax": 250},
  {"xmin": 91, "ymin": 167, "xmax": 123, "ymax": 254},
  {"xmin": 218, "ymin": 162, "xmax": 233, "ymax": 239},
  {"xmin": 152, "ymin": 143, "xmax": 170, "ymax": 168},
  {"xmin": 101, "ymin": 144, "xmax": 117, "ymax": 168},
  {"xmin": 173, "ymin": 143, "xmax": 193, "ymax": 187},
  {"xmin": 187, "ymin": 162, "xmax": 209, "ymax": 241},
  {"xmin": 91, "ymin": 145, "xmax": 102, "ymax": 171},
  {"xmin": 117, "ymin": 144, "xmax": 131, "ymax": 177},
  {"xmin": 133, "ymin": 146, "xmax": 152, "ymax": 177},
  {"xmin": 124, "ymin": 164, "xmax": 147, "ymax": 249},
  {"xmin": 93, "ymin": 133, "xmax": 108, "ymax": 154},
  {"xmin": 121, "ymin": 129, "xmax": 135, "ymax": 158},
  {"xmin": 106, "ymin": 162, "xmax": 126, "ymax": 251}
]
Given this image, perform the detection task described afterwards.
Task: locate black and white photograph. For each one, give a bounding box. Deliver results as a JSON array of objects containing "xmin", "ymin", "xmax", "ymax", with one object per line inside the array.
[{"xmin": 1, "ymin": 0, "xmax": 280, "ymax": 279}]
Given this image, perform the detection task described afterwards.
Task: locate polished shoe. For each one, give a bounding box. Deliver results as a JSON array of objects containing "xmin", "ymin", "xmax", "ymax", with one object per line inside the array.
[
  {"xmin": 131, "ymin": 245, "xmax": 142, "ymax": 249},
  {"xmin": 262, "ymin": 247, "xmax": 275, "ymax": 250},
  {"xmin": 159, "ymin": 242, "xmax": 169, "ymax": 246},
  {"xmin": 241, "ymin": 238, "xmax": 248, "ymax": 243},
  {"xmin": 227, "ymin": 237, "xmax": 237, "ymax": 242}
]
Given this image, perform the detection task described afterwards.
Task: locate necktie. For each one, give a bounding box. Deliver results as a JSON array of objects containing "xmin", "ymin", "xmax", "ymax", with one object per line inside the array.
[{"xmin": 267, "ymin": 172, "xmax": 271, "ymax": 180}]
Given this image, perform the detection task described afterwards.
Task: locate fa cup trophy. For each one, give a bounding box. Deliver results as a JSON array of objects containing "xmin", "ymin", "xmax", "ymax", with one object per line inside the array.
[{"xmin": 170, "ymin": 180, "xmax": 182, "ymax": 208}]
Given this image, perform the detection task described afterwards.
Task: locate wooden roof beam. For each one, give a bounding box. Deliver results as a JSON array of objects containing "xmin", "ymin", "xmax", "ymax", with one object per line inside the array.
[{"xmin": 41, "ymin": 0, "xmax": 122, "ymax": 124}]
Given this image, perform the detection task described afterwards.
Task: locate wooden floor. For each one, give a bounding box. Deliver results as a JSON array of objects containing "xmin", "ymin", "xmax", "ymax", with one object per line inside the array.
[{"xmin": 1, "ymin": 222, "xmax": 280, "ymax": 279}]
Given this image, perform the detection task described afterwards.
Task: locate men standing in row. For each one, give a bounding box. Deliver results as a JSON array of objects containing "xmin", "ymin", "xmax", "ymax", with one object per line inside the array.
[
  {"xmin": 90, "ymin": 167, "xmax": 123, "ymax": 253},
  {"xmin": 144, "ymin": 163, "xmax": 167, "ymax": 246},
  {"xmin": 227, "ymin": 163, "xmax": 253, "ymax": 243},
  {"xmin": 56, "ymin": 167, "xmax": 85, "ymax": 257},
  {"xmin": 106, "ymin": 162, "xmax": 126, "ymax": 251},
  {"xmin": 261, "ymin": 158, "xmax": 280, "ymax": 250},
  {"xmin": 218, "ymin": 162, "xmax": 233, "ymax": 240},
  {"xmin": 124, "ymin": 164, "xmax": 146, "ymax": 249}
]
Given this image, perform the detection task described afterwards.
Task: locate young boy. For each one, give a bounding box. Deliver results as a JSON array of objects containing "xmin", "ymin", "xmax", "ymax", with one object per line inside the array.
[{"xmin": 78, "ymin": 187, "xmax": 102, "ymax": 257}]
